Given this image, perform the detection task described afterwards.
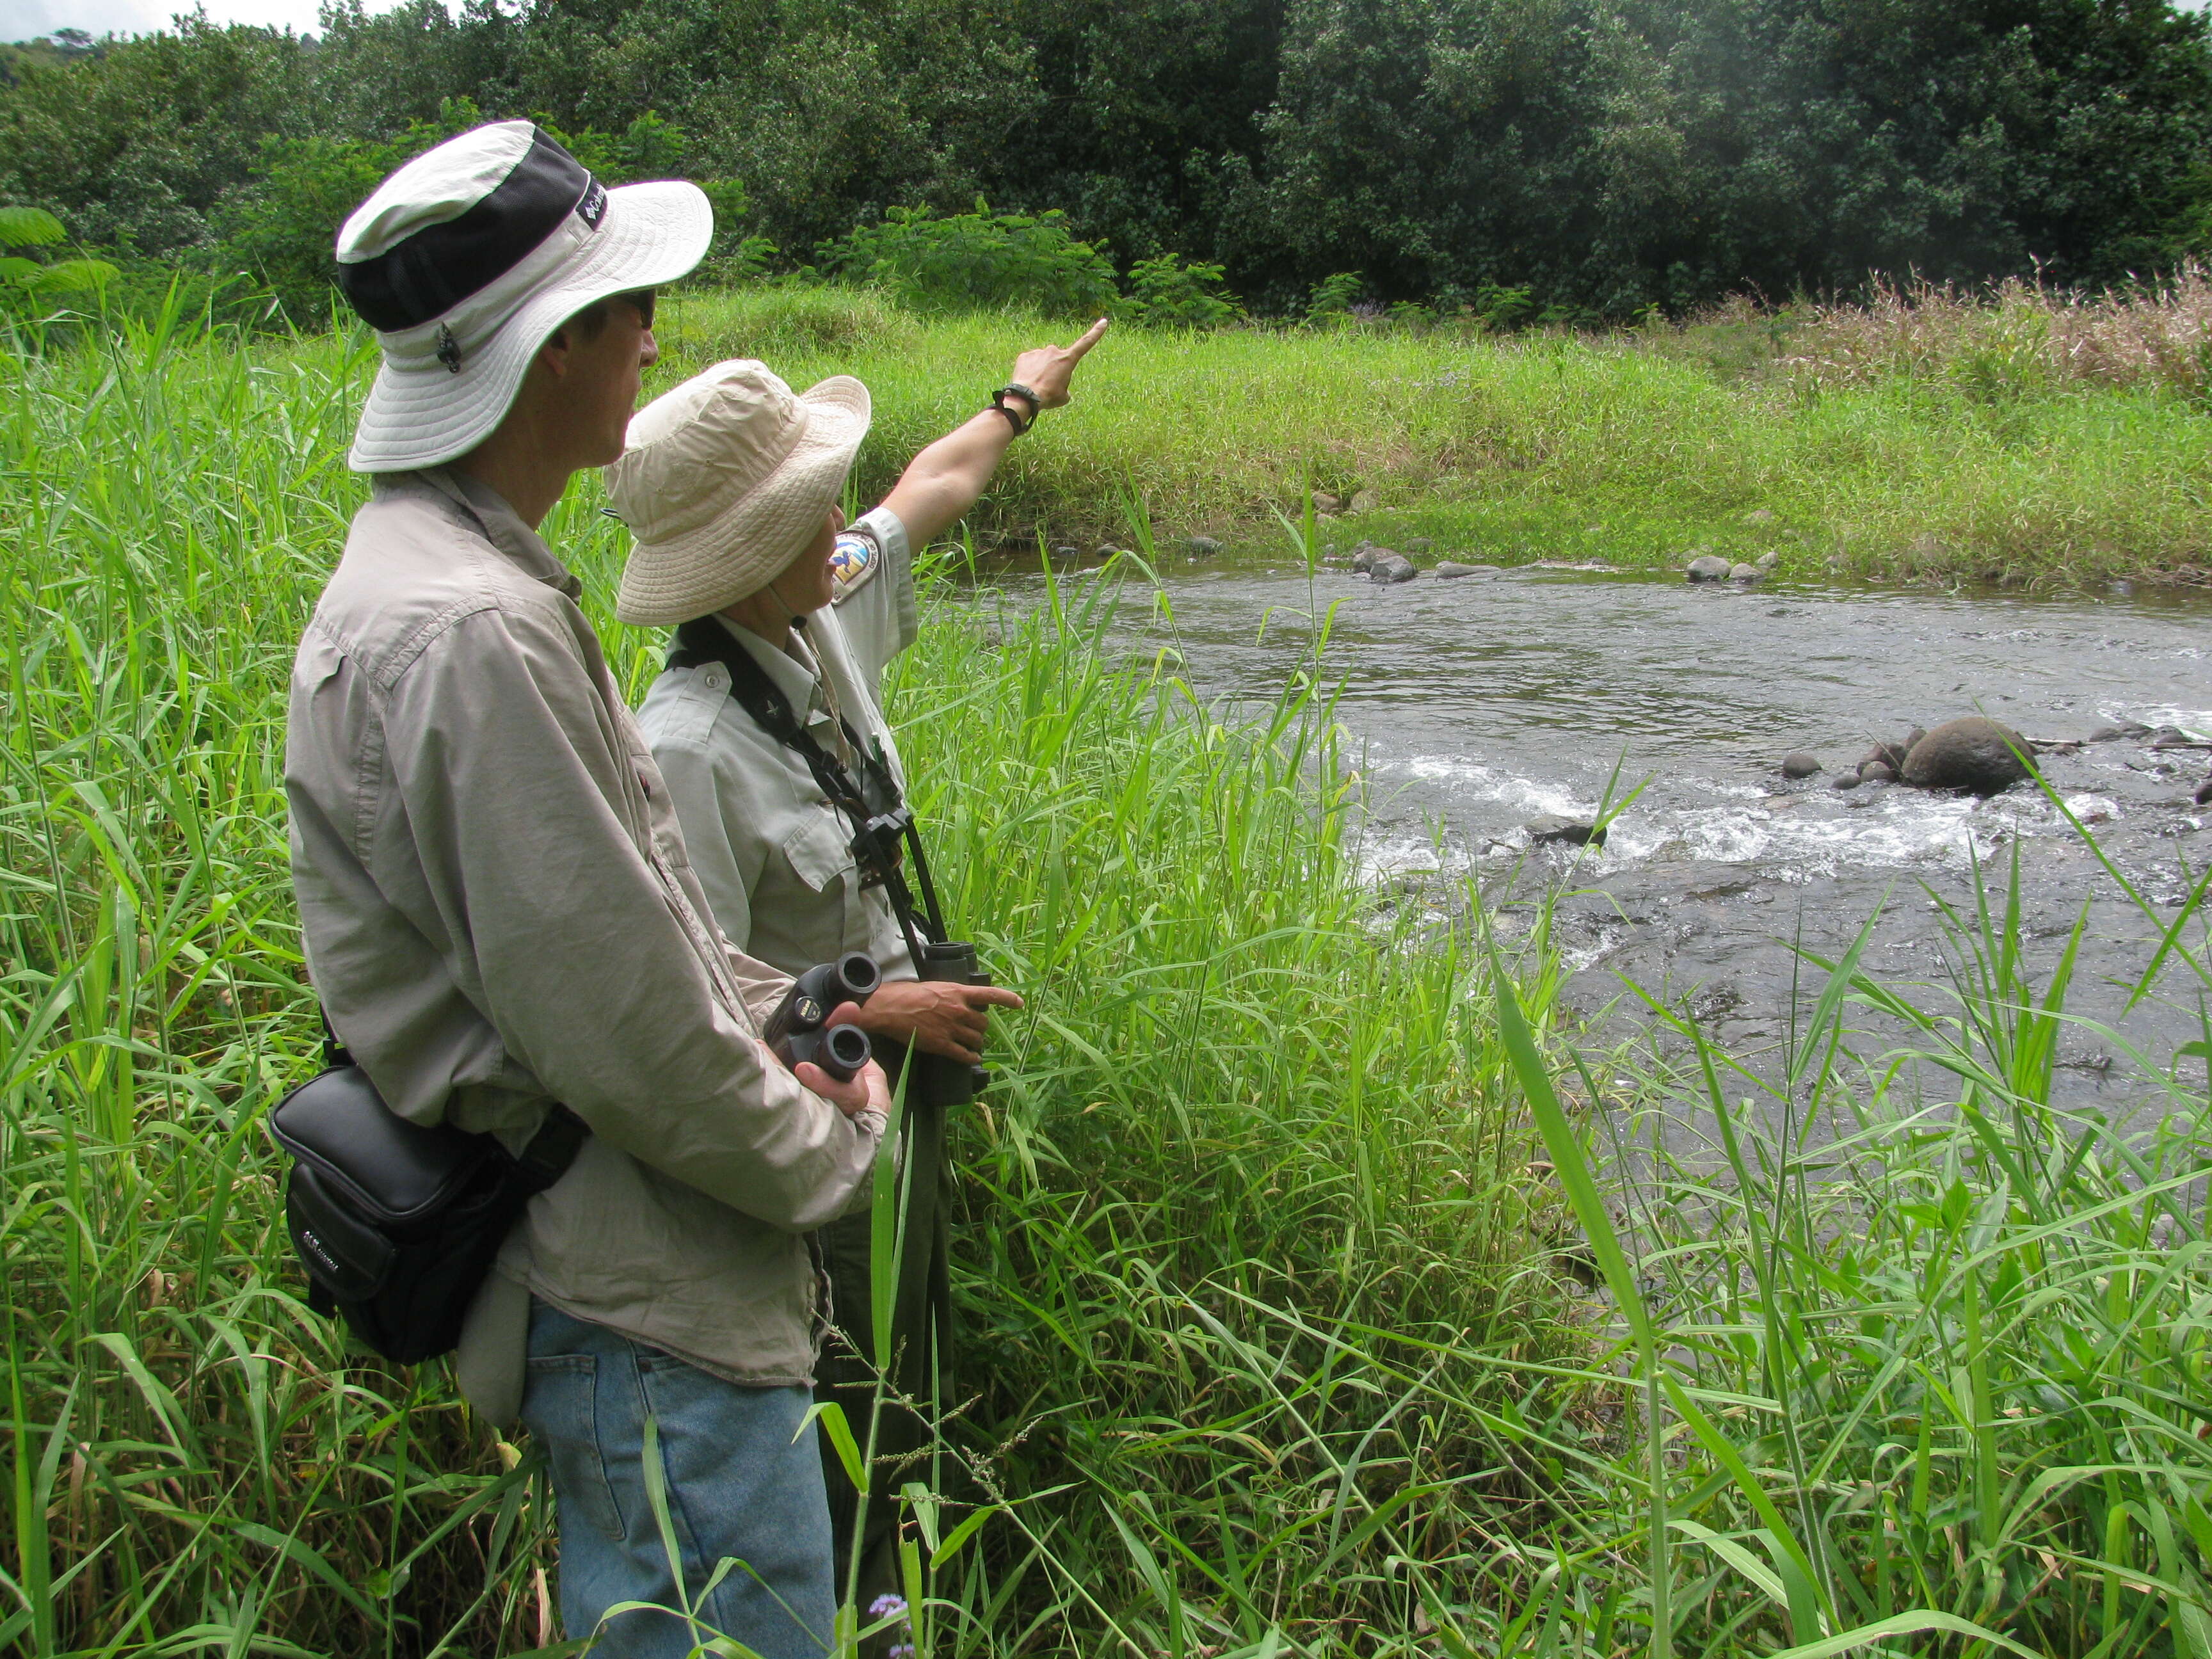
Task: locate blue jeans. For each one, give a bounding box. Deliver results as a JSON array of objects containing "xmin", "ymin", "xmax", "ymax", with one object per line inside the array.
[{"xmin": 521, "ymin": 1301, "xmax": 837, "ymax": 1658}]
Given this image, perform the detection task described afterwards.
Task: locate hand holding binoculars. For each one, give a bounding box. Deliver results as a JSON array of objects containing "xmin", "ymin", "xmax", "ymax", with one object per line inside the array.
[{"xmin": 763, "ymin": 952, "xmax": 881, "ymax": 1083}]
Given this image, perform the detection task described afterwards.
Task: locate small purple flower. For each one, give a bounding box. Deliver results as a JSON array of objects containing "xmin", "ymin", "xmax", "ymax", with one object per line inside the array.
[{"xmin": 868, "ymin": 1593, "xmax": 909, "ymax": 1619}]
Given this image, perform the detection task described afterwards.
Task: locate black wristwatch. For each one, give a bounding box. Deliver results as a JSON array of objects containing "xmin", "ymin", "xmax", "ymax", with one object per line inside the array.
[{"xmin": 991, "ymin": 383, "xmax": 1041, "ymax": 437}]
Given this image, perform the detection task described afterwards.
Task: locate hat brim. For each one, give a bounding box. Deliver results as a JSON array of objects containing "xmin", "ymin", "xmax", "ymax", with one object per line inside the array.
[
  {"xmin": 613, "ymin": 376, "xmax": 872, "ymax": 627},
  {"xmin": 349, "ymin": 179, "xmax": 713, "ymax": 473}
]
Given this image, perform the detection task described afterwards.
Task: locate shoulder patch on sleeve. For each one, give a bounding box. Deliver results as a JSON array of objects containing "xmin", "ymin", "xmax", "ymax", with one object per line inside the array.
[{"xmin": 828, "ymin": 530, "xmax": 881, "ymax": 605}]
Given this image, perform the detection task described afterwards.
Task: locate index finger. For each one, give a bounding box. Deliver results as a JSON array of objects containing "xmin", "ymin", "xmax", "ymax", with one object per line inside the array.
[
  {"xmin": 1062, "ymin": 317, "xmax": 1110, "ymax": 358},
  {"xmin": 961, "ymin": 986, "xmax": 1027, "ymax": 1009}
]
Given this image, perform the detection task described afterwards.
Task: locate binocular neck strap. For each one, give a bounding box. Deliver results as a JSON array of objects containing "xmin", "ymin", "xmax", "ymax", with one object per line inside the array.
[{"xmin": 668, "ymin": 620, "xmax": 949, "ymax": 956}]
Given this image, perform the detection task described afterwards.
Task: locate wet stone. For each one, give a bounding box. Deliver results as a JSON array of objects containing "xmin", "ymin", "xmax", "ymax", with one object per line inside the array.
[
  {"xmin": 1369, "ymin": 553, "xmax": 1418, "ymax": 584},
  {"xmin": 1831, "ymin": 772, "xmax": 1861, "ymax": 790},
  {"xmin": 1859, "ymin": 760, "xmax": 1898, "ymax": 785},
  {"xmin": 1781, "ymin": 751, "xmax": 1822, "ymax": 779},
  {"xmin": 1183, "ymin": 536, "xmax": 1224, "ymax": 558},
  {"xmin": 1903, "ymin": 717, "xmax": 2036, "ymax": 795},
  {"xmin": 1729, "ymin": 563, "xmax": 1763, "ymax": 583},
  {"xmin": 1527, "ymin": 815, "xmax": 1608, "ymax": 846},
  {"xmin": 1687, "ymin": 554, "xmax": 1735, "ymax": 582},
  {"xmin": 1435, "ymin": 561, "xmax": 1496, "ymax": 578}
]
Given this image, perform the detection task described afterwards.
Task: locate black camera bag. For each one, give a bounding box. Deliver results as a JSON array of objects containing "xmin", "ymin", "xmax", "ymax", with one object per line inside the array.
[{"xmin": 269, "ymin": 1058, "xmax": 586, "ymax": 1365}]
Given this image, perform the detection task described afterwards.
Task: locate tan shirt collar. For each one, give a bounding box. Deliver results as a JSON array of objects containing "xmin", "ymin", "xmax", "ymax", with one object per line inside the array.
[{"xmin": 385, "ymin": 467, "xmax": 584, "ymax": 601}]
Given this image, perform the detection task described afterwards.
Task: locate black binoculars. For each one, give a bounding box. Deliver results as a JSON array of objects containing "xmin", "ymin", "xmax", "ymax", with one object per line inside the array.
[{"xmin": 764, "ymin": 952, "xmax": 880, "ymax": 1083}]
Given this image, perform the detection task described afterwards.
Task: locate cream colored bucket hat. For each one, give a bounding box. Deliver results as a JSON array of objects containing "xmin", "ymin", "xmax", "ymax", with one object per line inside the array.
[{"xmin": 608, "ymin": 359, "xmax": 871, "ymax": 627}]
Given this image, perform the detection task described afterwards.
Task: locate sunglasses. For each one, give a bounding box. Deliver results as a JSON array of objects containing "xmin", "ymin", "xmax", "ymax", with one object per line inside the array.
[{"xmin": 619, "ymin": 287, "xmax": 657, "ymax": 330}]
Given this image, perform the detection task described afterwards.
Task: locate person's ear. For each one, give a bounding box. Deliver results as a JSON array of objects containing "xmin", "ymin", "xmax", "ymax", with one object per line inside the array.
[{"xmin": 536, "ymin": 324, "xmax": 575, "ymax": 381}]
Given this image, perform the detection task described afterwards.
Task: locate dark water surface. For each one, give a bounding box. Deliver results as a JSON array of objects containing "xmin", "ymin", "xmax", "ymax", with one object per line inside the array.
[{"xmin": 1038, "ymin": 561, "xmax": 2212, "ymax": 1103}]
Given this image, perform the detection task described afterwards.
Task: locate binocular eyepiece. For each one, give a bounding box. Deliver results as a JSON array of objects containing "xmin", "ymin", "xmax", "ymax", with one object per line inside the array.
[{"xmin": 764, "ymin": 952, "xmax": 881, "ymax": 1084}]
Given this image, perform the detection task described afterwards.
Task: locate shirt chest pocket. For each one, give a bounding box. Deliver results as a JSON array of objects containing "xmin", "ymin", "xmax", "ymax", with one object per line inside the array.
[
  {"xmin": 780, "ymin": 811, "xmax": 856, "ymax": 895},
  {"xmin": 780, "ymin": 810, "xmax": 869, "ymax": 956}
]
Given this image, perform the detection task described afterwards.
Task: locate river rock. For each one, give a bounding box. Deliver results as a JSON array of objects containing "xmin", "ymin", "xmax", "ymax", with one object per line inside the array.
[
  {"xmin": 1687, "ymin": 554, "xmax": 1734, "ymax": 582},
  {"xmin": 1369, "ymin": 554, "xmax": 1418, "ymax": 584},
  {"xmin": 1859, "ymin": 741, "xmax": 1909, "ymax": 774},
  {"xmin": 1729, "ymin": 563, "xmax": 1763, "ymax": 583},
  {"xmin": 1052, "ymin": 544, "xmax": 1080, "ymax": 560},
  {"xmin": 1781, "ymin": 751, "xmax": 1822, "ymax": 780},
  {"xmin": 1528, "ymin": 815, "xmax": 1607, "ymax": 847},
  {"xmin": 1435, "ymin": 561, "xmax": 1496, "ymax": 578},
  {"xmin": 1183, "ymin": 536, "xmax": 1224, "ymax": 558},
  {"xmin": 1859, "ymin": 760, "xmax": 1897, "ymax": 785},
  {"xmin": 2197, "ymin": 774, "xmax": 2212, "ymax": 806},
  {"xmin": 1902, "ymin": 717, "xmax": 2036, "ymax": 794},
  {"xmin": 1349, "ymin": 541, "xmax": 1378, "ymax": 572},
  {"xmin": 1831, "ymin": 772, "xmax": 1861, "ymax": 790}
]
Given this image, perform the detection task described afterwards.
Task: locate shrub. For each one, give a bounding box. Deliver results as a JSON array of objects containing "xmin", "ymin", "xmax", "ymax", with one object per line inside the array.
[
  {"xmin": 817, "ymin": 201, "xmax": 1117, "ymax": 319},
  {"xmin": 1118, "ymin": 251, "xmax": 1244, "ymax": 328},
  {"xmin": 0, "ymin": 204, "xmax": 116, "ymax": 317},
  {"xmin": 1303, "ymin": 269, "xmax": 1363, "ymax": 324}
]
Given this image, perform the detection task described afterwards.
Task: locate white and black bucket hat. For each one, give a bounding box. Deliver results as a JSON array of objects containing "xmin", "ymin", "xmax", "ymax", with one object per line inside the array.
[{"xmin": 337, "ymin": 120, "xmax": 712, "ymax": 473}]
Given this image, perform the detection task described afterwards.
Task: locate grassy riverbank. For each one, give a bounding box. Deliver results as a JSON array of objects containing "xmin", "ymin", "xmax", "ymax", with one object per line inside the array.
[
  {"xmin": 642, "ymin": 282, "xmax": 2212, "ymax": 589},
  {"xmin": 4, "ymin": 301, "xmax": 2212, "ymax": 1658}
]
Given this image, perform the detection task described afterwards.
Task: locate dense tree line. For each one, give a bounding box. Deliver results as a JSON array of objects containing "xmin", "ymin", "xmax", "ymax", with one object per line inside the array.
[{"xmin": 4, "ymin": 0, "xmax": 2211, "ymax": 318}]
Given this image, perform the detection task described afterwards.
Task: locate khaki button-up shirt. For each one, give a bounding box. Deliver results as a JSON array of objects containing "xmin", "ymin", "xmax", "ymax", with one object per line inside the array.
[
  {"xmin": 285, "ymin": 470, "xmax": 883, "ymax": 1422},
  {"xmin": 637, "ymin": 506, "xmax": 920, "ymax": 976}
]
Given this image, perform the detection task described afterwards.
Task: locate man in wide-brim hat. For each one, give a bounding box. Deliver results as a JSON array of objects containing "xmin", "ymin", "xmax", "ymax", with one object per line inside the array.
[
  {"xmin": 287, "ymin": 120, "xmax": 890, "ymax": 1658},
  {"xmin": 609, "ymin": 317, "xmax": 1105, "ymax": 1623}
]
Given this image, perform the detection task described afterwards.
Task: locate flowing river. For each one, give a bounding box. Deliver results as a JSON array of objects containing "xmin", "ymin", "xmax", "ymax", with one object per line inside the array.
[{"xmin": 1021, "ymin": 557, "xmax": 2212, "ymax": 1107}]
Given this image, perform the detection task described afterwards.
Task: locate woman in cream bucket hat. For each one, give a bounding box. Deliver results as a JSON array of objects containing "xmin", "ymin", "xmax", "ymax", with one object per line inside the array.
[{"xmin": 617, "ymin": 316, "xmax": 1107, "ymax": 1630}]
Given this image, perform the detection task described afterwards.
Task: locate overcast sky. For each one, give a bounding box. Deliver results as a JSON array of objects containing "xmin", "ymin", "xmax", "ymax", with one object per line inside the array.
[{"xmin": 3, "ymin": 0, "xmax": 410, "ymax": 42}]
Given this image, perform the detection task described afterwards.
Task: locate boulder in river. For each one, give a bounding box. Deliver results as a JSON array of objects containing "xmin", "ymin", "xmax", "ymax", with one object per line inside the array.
[
  {"xmin": 1435, "ymin": 561, "xmax": 1496, "ymax": 578},
  {"xmin": 1687, "ymin": 554, "xmax": 1734, "ymax": 582},
  {"xmin": 1729, "ymin": 563, "xmax": 1763, "ymax": 583},
  {"xmin": 1369, "ymin": 553, "xmax": 1418, "ymax": 584},
  {"xmin": 1781, "ymin": 751, "xmax": 1822, "ymax": 780},
  {"xmin": 1859, "ymin": 760, "xmax": 1897, "ymax": 785},
  {"xmin": 2197, "ymin": 774, "xmax": 2212, "ymax": 806},
  {"xmin": 1831, "ymin": 772, "xmax": 1861, "ymax": 790},
  {"xmin": 1184, "ymin": 535, "xmax": 1224, "ymax": 558},
  {"xmin": 1052, "ymin": 544, "xmax": 1080, "ymax": 560},
  {"xmin": 1902, "ymin": 717, "xmax": 2036, "ymax": 794},
  {"xmin": 1528, "ymin": 815, "xmax": 1607, "ymax": 847}
]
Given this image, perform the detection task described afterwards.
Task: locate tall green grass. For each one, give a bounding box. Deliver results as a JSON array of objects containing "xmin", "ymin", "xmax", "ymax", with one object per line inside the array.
[
  {"xmin": 0, "ymin": 300, "xmax": 1576, "ymax": 1653},
  {"xmin": 7, "ymin": 296, "xmax": 2212, "ymax": 1658}
]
